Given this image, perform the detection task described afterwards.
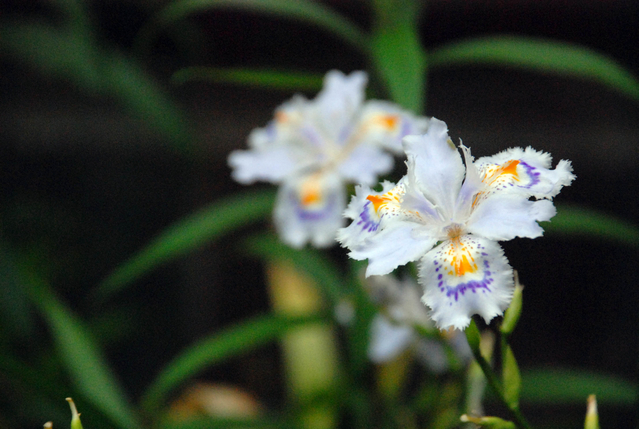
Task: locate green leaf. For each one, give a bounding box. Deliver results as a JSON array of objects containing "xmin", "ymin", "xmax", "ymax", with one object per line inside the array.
[
  {"xmin": 370, "ymin": 0, "xmax": 426, "ymax": 113},
  {"xmin": 242, "ymin": 233, "xmax": 347, "ymax": 303},
  {"xmin": 345, "ymin": 260, "xmax": 378, "ymax": 377},
  {"xmin": 0, "ymin": 23, "xmax": 192, "ymax": 153},
  {"xmin": 100, "ymin": 50, "xmax": 193, "ymax": 154},
  {"xmin": 0, "ymin": 23, "xmax": 101, "ymax": 92},
  {"xmin": 500, "ymin": 280, "xmax": 523, "ymax": 336},
  {"xmin": 518, "ymin": 368, "xmax": 637, "ymax": 406},
  {"xmin": 172, "ymin": 67, "xmax": 324, "ymax": 92},
  {"xmin": 159, "ymin": 416, "xmax": 300, "ymax": 429},
  {"xmin": 429, "ymin": 36, "xmax": 639, "ymax": 102},
  {"xmin": 461, "ymin": 415, "xmax": 516, "ymax": 429},
  {"xmin": 23, "ymin": 272, "xmax": 141, "ymax": 429},
  {"xmin": 141, "ymin": 313, "xmax": 325, "ymax": 414},
  {"xmin": 0, "ymin": 244, "xmax": 35, "ymax": 338},
  {"xmin": 96, "ymin": 189, "xmax": 275, "ymax": 300},
  {"xmin": 501, "ymin": 345, "xmax": 521, "ymax": 409},
  {"xmin": 135, "ymin": 0, "xmax": 369, "ymax": 56},
  {"xmin": 545, "ymin": 204, "xmax": 639, "ymax": 248},
  {"xmin": 465, "ymin": 319, "xmax": 482, "ymax": 355}
]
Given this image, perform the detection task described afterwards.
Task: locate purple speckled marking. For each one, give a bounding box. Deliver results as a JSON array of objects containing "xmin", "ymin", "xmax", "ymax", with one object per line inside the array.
[
  {"xmin": 444, "ymin": 260, "xmax": 493, "ymax": 304},
  {"xmin": 518, "ymin": 161, "xmax": 541, "ymax": 188},
  {"xmin": 355, "ymin": 200, "xmax": 380, "ymax": 233}
]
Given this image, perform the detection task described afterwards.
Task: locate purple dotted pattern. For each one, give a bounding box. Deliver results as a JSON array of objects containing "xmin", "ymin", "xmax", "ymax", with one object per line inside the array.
[{"xmin": 433, "ymin": 242, "xmax": 493, "ymax": 305}]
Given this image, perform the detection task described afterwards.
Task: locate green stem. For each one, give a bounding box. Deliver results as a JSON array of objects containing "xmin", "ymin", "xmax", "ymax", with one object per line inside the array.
[{"xmin": 465, "ymin": 322, "xmax": 533, "ymax": 429}]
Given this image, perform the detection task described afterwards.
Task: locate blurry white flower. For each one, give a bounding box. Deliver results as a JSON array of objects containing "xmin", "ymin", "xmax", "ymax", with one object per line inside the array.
[
  {"xmin": 366, "ymin": 275, "xmax": 471, "ymax": 373},
  {"xmin": 339, "ymin": 118, "xmax": 575, "ymax": 330},
  {"xmin": 229, "ymin": 70, "xmax": 429, "ymax": 248}
]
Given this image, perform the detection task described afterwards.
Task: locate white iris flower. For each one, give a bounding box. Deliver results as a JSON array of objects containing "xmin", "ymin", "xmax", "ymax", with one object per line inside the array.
[
  {"xmin": 339, "ymin": 118, "xmax": 575, "ymax": 330},
  {"xmin": 229, "ymin": 70, "xmax": 429, "ymax": 248}
]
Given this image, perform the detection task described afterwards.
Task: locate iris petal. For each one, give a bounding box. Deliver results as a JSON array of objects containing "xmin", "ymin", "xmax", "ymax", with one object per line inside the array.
[{"xmin": 420, "ymin": 237, "xmax": 514, "ymax": 330}]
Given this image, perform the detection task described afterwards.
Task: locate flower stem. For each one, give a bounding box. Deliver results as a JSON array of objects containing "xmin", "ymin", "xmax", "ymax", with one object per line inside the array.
[{"xmin": 465, "ymin": 321, "xmax": 533, "ymax": 429}]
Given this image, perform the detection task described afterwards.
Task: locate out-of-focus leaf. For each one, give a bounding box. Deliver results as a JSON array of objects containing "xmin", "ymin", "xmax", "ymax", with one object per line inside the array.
[
  {"xmin": 96, "ymin": 190, "xmax": 275, "ymax": 300},
  {"xmin": 518, "ymin": 368, "xmax": 637, "ymax": 406},
  {"xmin": 0, "ymin": 244, "xmax": 35, "ymax": 337},
  {"xmin": 345, "ymin": 259, "xmax": 378, "ymax": 377},
  {"xmin": 172, "ymin": 67, "xmax": 324, "ymax": 92},
  {"xmin": 100, "ymin": 50, "xmax": 192, "ymax": 152},
  {"xmin": 0, "ymin": 22, "xmax": 192, "ymax": 153},
  {"xmin": 429, "ymin": 36, "xmax": 639, "ymax": 102},
  {"xmin": 141, "ymin": 313, "xmax": 325, "ymax": 414},
  {"xmin": 545, "ymin": 205, "xmax": 639, "ymax": 247},
  {"xmin": 136, "ymin": 0, "xmax": 369, "ymax": 56},
  {"xmin": 0, "ymin": 352, "xmax": 70, "ymax": 424},
  {"xmin": 500, "ymin": 279, "xmax": 523, "ymax": 336},
  {"xmin": 370, "ymin": 0, "xmax": 426, "ymax": 113},
  {"xmin": 242, "ymin": 232, "xmax": 347, "ymax": 303},
  {"xmin": 0, "ymin": 23, "xmax": 101, "ymax": 92},
  {"xmin": 23, "ymin": 271, "xmax": 141, "ymax": 429},
  {"xmin": 159, "ymin": 416, "xmax": 300, "ymax": 429}
]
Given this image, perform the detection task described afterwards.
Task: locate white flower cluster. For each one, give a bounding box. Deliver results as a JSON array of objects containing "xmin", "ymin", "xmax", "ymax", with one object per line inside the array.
[
  {"xmin": 229, "ymin": 70, "xmax": 429, "ymax": 248},
  {"xmin": 230, "ymin": 70, "xmax": 574, "ymax": 331}
]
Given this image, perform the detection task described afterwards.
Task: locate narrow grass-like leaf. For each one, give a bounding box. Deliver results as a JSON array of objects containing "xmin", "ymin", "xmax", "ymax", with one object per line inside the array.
[
  {"xmin": 96, "ymin": 189, "xmax": 275, "ymax": 300},
  {"xmin": 519, "ymin": 368, "xmax": 637, "ymax": 406},
  {"xmin": 545, "ymin": 205, "xmax": 639, "ymax": 247},
  {"xmin": 172, "ymin": 67, "xmax": 324, "ymax": 92},
  {"xmin": 100, "ymin": 50, "xmax": 193, "ymax": 153},
  {"xmin": 23, "ymin": 271, "xmax": 141, "ymax": 429},
  {"xmin": 429, "ymin": 36, "xmax": 639, "ymax": 102},
  {"xmin": 0, "ymin": 23, "xmax": 101, "ymax": 92},
  {"xmin": 136, "ymin": 0, "xmax": 369, "ymax": 56},
  {"xmin": 242, "ymin": 232, "xmax": 347, "ymax": 303},
  {"xmin": 141, "ymin": 313, "xmax": 325, "ymax": 414},
  {"xmin": 345, "ymin": 274, "xmax": 378, "ymax": 377},
  {"xmin": 370, "ymin": 0, "xmax": 426, "ymax": 113},
  {"xmin": 0, "ymin": 23, "xmax": 192, "ymax": 153}
]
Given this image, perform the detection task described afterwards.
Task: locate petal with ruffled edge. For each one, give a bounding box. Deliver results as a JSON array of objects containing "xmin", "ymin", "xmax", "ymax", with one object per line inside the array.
[
  {"xmin": 466, "ymin": 195, "xmax": 556, "ymax": 241},
  {"xmin": 403, "ymin": 119, "xmax": 465, "ymax": 217},
  {"xmin": 475, "ymin": 146, "xmax": 575, "ymax": 199},
  {"xmin": 338, "ymin": 144, "xmax": 394, "ymax": 186},
  {"xmin": 357, "ymin": 100, "xmax": 431, "ymax": 153},
  {"xmin": 420, "ymin": 236, "xmax": 514, "ymax": 330},
  {"xmin": 275, "ymin": 173, "xmax": 345, "ymax": 248},
  {"xmin": 228, "ymin": 146, "xmax": 300, "ymax": 184},
  {"xmin": 315, "ymin": 70, "xmax": 367, "ymax": 143},
  {"xmin": 338, "ymin": 181, "xmax": 400, "ymax": 249}
]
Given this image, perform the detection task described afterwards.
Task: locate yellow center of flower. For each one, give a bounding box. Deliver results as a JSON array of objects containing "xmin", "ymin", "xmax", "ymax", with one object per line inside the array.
[
  {"xmin": 376, "ymin": 114, "xmax": 399, "ymax": 130},
  {"xmin": 300, "ymin": 176, "xmax": 322, "ymax": 206},
  {"xmin": 484, "ymin": 159, "xmax": 520, "ymax": 185},
  {"xmin": 445, "ymin": 226, "xmax": 478, "ymax": 277},
  {"xmin": 366, "ymin": 189, "xmax": 400, "ymax": 214}
]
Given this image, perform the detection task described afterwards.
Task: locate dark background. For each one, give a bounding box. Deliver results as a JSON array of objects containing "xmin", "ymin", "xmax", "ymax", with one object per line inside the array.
[{"xmin": 0, "ymin": 1, "xmax": 637, "ymax": 427}]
